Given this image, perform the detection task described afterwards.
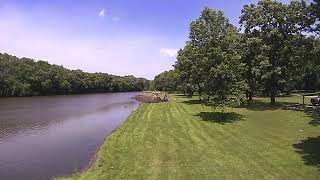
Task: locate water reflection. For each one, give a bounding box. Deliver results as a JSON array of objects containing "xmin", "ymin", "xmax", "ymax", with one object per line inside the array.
[{"xmin": 0, "ymin": 92, "xmax": 139, "ymax": 180}]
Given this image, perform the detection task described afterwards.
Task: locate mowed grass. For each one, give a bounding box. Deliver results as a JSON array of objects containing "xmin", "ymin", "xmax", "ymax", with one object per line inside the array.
[{"xmin": 56, "ymin": 95, "xmax": 320, "ymax": 180}]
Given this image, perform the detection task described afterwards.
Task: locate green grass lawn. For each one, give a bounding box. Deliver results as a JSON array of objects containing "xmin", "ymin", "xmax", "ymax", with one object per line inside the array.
[{"xmin": 56, "ymin": 95, "xmax": 320, "ymax": 180}]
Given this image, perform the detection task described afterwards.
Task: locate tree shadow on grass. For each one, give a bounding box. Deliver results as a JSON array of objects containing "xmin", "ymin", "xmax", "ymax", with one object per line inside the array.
[
  {"xmin": 183, "ymin": 98, "xmax": 298, "ymax": 110},
  {"xmin": 274, "ymin": 103, "xmax": 320, "ymax": 126},
  {"xmin": 175, "ymin": 94, "xmax": 188, "ymax": 97},
  {"xmin": 293, "ymin": 136, "xmax": 320, "ymax": 168},
  {"xmin": 251, "ymin": 101, "xmax": 320, "ymax": 126},
  {"xmin": 194, "ymin": 112, "xmax": 244, "ymax": 124},
  {"xmin": 242, "ymin": 100, "xmax": 298, "ymax": 111},
  {"xmin": 183, "ymin": 99, "xmax": 203, "ymax": 105},
  {"xmin": 303, "ymin": 109, "xmax": 320, "ymax": 126}
]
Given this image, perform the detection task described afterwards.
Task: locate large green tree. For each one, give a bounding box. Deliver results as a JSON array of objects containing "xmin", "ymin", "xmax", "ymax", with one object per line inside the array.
[
  {"xmin": 187, "ymin": 7, "xmax": 247, "ymax": 110},
  {"xmin": 240, "ymin": 0, "xmax": 317, "ymax": 104},
  {"xmin": 153, "ymin": 70, "xmax": 180, "ymax": 92},
  {"xmin": 175, "ymin": 43, "xmax": 204, "ymax": 98},
  {"xmin": 297, "ymin": 37, "xmax": 320, "ymax": 91},
  {"xmin": 240, "ymin": 32, "xmax": 266, "ymax": 101}
]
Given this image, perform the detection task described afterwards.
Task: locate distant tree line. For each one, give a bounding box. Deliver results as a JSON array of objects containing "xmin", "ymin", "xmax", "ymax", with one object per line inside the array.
[
  {"xmin": 0, "ymin": 53, "xmax": 149, "ymax": 96},
  {"xmin": 154, "ymin": 0, "xmax": 320, "ymax": 108}
]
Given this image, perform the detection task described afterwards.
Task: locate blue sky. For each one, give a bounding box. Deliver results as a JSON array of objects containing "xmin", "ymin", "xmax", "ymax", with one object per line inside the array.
[{"xmin": 0, "ymin": 0, "xmax": 289, "ymax": 79}]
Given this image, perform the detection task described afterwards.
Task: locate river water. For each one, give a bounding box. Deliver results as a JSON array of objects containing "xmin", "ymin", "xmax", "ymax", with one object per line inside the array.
[{"xmin": 0, "ymin": 92, "xmax": 140, "ymax": 180}]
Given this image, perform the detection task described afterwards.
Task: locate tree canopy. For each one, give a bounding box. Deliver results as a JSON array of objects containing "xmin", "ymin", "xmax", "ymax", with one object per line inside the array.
[
  {"xmin": 240, "ymin": 0, "xmax": 318, "ymax": 104},
  {"xmin": 187, "ymin": 7, "xmax": 247, "ymax": 109},
  {"xmin": 154, "ymin": 0, "xmax": 320, "ymax": 107},
  {"xmin": 0, "ymin": 53, "xmax": 149, "ymax": 96},
  {"xmin": 153, "ymin": 70, "xmax": 180, "ymax": 92}
]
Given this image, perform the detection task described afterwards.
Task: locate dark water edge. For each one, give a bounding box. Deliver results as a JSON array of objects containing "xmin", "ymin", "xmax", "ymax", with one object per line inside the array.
[{"xmin": 0, "ymin": 92, "xmax": 140, "ymax": 180}]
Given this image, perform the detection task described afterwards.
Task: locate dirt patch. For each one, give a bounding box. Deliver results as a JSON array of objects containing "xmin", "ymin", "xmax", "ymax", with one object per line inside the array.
[{"xmin": 133, "ymin": 91, "xmax": 167, "ymax": 103}]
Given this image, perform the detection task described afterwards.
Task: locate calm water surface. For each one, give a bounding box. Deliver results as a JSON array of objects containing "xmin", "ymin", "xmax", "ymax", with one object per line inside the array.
[{"xmin": 0, "ymin": 92, "xmax": 140, "ymax": 180}]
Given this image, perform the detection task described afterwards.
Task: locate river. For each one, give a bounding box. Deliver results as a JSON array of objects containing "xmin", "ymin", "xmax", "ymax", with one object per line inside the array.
[{"xmin": 0, "ymin": 92, "xmax": 140, "ymax": 180}]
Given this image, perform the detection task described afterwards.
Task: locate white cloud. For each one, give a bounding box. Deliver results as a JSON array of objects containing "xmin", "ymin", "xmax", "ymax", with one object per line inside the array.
[
  {"xmin": 98, "ymin": 9, "xmax": 105, "ymax": 17},
  {"xmin": 160, "ymin": 48, "xmax": 178, "ymax": 58}
]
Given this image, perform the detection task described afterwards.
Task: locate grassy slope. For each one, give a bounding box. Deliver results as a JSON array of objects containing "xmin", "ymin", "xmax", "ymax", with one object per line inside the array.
[{"xmin": 56, "ymin": 95, "xmax": 320, "ymax": 180}]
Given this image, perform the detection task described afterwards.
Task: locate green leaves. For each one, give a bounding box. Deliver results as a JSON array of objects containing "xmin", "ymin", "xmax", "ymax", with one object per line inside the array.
[
  {"xmin": 175, "ymin": 7, "xmax": 247, "ymax": 109},
  {"xmin": 0, "ymin": 53, "xmax": 149, "ymax": 96},
  {"xmin": 240, "ymin": 0, "xmax": 319, "ymax": 104},
  {"xmin": 153, "ymin": 70, "xmax": 180, "ymax": 92},
  {"xmin": 173, "ymin": 1, "xmax": 320, "ymax": 107}
]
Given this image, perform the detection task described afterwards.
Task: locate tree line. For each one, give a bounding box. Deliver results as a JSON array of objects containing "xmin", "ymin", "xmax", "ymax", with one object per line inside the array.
[
  {"xmin": 0, "ymin": 53, "xmax": 149, "ymax": 96},
  {"xmin": 154, "ymin": 0, "xmax": 320, "ymax": 108}
]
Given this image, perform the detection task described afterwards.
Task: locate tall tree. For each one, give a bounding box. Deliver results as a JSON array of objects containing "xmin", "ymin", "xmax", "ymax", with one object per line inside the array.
[
  {"xmin": 175, "ymin": 43, "xmax": 204, "ymax": 98},
  {"xmin": 154, "ymin": 70, "xmax": 180, "ymax": 92},
  {"xmin": 240, "ymin": 32, "xmax": 265, "ymax": 101},
  {"xmin": 240, "ymin": 0, "xmax": 317, "ymax": 104},
  {"xmin": 189, "ymin": 7, "xmax": 247, "ymax": 110},
  {"xmin": 300, "ymin": 37, "xmax": 320, "ymax": 91}
]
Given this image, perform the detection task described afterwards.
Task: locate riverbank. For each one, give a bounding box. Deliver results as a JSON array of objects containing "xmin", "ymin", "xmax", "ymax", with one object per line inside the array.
[{"xmin": 55, "ymin": 94, "xmax": 320, "ymax": 179}]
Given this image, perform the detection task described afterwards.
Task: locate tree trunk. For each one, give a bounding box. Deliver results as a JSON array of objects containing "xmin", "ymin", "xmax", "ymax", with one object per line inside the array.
[
  {"xmin": 270, "ymin": 90, "xmax": 276, "ymax": 105},
  {"xmin": 248, "ymin": 91, "xmax": 253, "ymax": 102},
  {"xmin": 221, "ymin": 108, "xmax": 225, "ymax": 121},
  {"xmin": 198, "ymin": 84, "xmax": 202, "ymax": 100}
]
